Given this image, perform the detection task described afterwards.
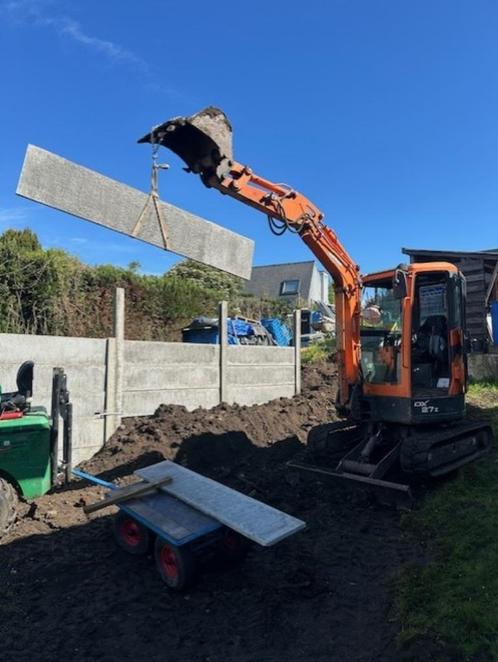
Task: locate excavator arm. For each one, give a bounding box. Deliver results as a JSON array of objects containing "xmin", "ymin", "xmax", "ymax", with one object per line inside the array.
[{"xmin": 139, "ymin": 107, "xmax": 362, "ymax": 409}]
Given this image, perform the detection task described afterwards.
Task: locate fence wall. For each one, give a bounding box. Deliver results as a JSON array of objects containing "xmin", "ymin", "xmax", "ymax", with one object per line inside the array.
[
  {"xmin": 0, "ymin": 293, "xmax": 300, "ymax": 465},
  {"xmin": 0, "ymin": 334, "xmax": 108, "ymax": 462},
  {"xmin": 468, "ymin": 353, "xmax": 498, "ymax": 382}
]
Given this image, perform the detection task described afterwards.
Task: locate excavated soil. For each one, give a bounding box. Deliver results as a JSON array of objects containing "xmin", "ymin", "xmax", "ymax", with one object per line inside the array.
[{"xmin": 0, "ymin": 362, "xmax": 429, "ymax": 662}]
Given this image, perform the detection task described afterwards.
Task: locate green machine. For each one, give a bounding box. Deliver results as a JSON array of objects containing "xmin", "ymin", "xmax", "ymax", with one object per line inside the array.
[{"xmin": 0, "ymin": 363, "xmax": 72, "ymax": 538}]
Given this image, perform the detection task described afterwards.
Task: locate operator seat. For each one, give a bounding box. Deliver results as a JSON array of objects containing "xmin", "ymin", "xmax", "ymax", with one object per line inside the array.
[
  {"xmin": 413, "ymin": 316, "xmax": 449, "ymax": 385},
  {"xmin": 0, "ymin": 361, "xmax": 34, "ymax": 413}
]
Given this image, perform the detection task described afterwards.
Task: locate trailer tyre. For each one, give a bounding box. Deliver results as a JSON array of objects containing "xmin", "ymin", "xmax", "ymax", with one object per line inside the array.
[
  {"xmin": 154, "ymin": 538, "xmax": 196, "ymax": 591},
  {"xmin": 113, "ymin": 512, "xmax": 151, "ymax": 555},
  {"xmin": 0, "ymin": 478, "xmax": 18, "ymax": 539},
  {"xmin": 218, "ymin": 528, "xmax": 250, "ymax": 563}
]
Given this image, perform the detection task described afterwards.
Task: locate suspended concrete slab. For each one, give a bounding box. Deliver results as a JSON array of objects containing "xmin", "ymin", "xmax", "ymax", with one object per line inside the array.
[{"xmin": 16, "ymin": 144, "xmax": 254, "ymax": 279}]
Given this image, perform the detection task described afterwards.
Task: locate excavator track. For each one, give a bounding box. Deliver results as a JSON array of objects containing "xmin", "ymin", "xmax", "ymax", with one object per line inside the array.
[{"xmin": 400, "ymin": 420, "xmax": 493, "ymax": 476}]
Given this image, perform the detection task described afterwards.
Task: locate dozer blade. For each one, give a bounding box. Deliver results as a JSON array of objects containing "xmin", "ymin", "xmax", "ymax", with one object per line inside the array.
[
  {"xmin": 287, "ymin": 461, "xmax": 415, "ymax": 510},
  {"xmin": 138, "ymin": 107, "xmax": 233, "ymax": 179}
]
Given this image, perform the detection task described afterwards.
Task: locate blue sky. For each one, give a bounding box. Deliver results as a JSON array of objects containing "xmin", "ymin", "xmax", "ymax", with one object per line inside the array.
[{"xmin": 0, "ymin": 0, "xmax": 497, "ymax": 278}]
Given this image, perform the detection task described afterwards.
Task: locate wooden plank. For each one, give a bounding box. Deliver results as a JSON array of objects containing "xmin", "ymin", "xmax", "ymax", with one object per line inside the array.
[
  {"xmin": 16, "ymin": 145, "xmax": 254, "ymax": 279},
  {"xmin": 136, "ymin": 460, "xmax": 306, "ymax": 547},
  {"xmin": 466, "ymin": 283, "xmax": 486, "ymax": 294},
  {"xmin": 464, "ymin": 274, "xmax": 485, "ymax": 284},
  {"xmin": 84, "ymin": 476, "xmax": 172, "ymax": 514},
  {"xmin": 466, "ymin": 308, "xmax": 485, "ymax": 317}
]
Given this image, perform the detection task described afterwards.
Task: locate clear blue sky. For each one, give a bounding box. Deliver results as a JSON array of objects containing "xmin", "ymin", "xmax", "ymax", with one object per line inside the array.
[{"xmin": 1, "ymin": 0, "xmax": 497, "ymax": 277}]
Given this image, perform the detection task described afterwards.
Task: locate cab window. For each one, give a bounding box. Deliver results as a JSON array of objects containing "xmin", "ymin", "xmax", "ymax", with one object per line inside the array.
[{"xmin": 360, "ymin": 282, "xmax": 402, "ymax": 384}]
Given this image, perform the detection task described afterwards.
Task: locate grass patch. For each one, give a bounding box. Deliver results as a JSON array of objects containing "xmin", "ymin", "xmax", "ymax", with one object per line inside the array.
[
  {"xmin": 397, "ymin": 383, "xmax": 498, "ymax": 659},
  {"xmin": 301, "ymin": 338, "xmax": 335, "ymax": 364}
]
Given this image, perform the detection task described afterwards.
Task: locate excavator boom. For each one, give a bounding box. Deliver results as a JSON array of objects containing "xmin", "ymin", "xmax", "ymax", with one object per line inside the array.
[{"xmin": 140, "ymin": 107, "xmax": 362, "ymax": 409}]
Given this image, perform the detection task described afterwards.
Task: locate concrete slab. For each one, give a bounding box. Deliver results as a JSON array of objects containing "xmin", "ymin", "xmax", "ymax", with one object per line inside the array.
[
  {"xmin": 16, "ymin": 145, "xmax": 254, "ymax": 279},
  {"xmin": 136, "ymin": 460, "xmax": 306, "ymax": 546}
]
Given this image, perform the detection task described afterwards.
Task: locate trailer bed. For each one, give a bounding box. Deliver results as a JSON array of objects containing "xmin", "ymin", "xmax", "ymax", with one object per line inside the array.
[{"xmin": 74, "ymin": 460, "xmax": 305, "ymax": 547}]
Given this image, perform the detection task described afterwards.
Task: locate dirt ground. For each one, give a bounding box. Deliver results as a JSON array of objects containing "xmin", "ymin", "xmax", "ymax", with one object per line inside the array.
[{"xmin": 0, "ymin": 362, "xmax": 429, "ymax": 662}]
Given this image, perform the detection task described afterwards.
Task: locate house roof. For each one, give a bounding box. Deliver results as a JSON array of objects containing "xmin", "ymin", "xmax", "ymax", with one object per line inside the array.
[
  {"xmin": 243, "ymin": 260, "xmax": 317, "ymax": 299},
  {"xmin": 402, "ymin": 247, "xmax": 498, "ymax": 260}
]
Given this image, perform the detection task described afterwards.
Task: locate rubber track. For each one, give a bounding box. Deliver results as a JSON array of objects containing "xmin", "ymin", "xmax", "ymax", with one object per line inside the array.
[{"xmin": 400, "ymin": 421, "xmax": 492, "ymax": 475}]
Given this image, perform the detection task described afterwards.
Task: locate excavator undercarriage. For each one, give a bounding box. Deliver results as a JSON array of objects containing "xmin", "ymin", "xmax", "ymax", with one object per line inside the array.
[{"xmin": 290, "ymin": 418, "xmax": 493, "ymax": 508}]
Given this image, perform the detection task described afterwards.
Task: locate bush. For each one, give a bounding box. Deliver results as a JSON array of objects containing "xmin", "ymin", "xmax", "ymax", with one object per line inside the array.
[{"xmin": 0, "ymin": 230, "xmax": 293, "ymax": 341}]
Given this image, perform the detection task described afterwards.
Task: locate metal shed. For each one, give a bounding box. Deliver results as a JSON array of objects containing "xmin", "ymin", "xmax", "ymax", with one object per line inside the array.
[{"xmin": 402, "ymin": 247, "xmax": 498, "ymax": 351}]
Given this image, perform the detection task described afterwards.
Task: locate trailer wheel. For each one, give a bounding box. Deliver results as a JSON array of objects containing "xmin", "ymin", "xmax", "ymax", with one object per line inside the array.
[
  {"xmin": 0, "ymin": 478, "xmax": 18, "ymax": 539},
  {"xmin": 218, "ymin": 528, "xmax": 250, "ymax": 563},
  {"xmin": 154, "ymin": 538, "xmax": 196, "ymax": 590},
  {"xmin": 113, "ymin": 512, "xmax": 151, "ymax": 555}
]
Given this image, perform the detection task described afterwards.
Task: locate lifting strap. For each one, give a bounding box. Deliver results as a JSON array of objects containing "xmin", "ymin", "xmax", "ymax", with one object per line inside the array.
[{"xmin": 131, "ymin": 136, "xmax": 170, "ymax": 249}]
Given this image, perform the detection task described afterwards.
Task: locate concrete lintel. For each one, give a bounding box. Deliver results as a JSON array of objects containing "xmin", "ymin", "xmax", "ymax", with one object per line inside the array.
[{"xmin": 17, "ymin": 145, "xmax": 254, "ymax": 279}]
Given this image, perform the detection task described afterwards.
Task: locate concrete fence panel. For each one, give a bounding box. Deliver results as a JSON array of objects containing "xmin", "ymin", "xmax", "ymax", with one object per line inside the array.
[
  {"xmin": 226, "ymin": 346, "xmax": 295, "ymax": 405},
  {"xmin": 0, "ymin": 333, "xmax": 107, "ymax": 465},
  {"xmin": 0, "ymin": 294, "xmax": 302, "ymax": 465}
]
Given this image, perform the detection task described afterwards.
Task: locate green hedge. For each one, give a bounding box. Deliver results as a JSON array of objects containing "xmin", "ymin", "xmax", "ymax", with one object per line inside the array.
[{"xmin": 0, "ymin": 229, "xmax": 293, "ymax": 341}]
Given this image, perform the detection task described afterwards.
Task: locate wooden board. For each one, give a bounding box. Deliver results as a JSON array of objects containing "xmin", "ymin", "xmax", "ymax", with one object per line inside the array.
[
  {"xmin": 135, "ymin": 460, "xmax": 306, "ymax": 547},
  {"xmin": 16, "ymin": 145, "xmax": 254, "ymax": 279},
  {"xmin": 83, "ymin": 476, "xmax": 172, "ymax": 514}
]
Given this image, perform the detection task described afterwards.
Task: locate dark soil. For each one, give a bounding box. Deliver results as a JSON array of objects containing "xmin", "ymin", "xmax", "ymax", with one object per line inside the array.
[{"xmin": 0, "ymin": 362, "xmax": 426, "ymax": 662}]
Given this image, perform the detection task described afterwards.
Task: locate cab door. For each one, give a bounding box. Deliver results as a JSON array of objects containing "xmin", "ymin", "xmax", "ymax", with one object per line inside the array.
[
  {"xmin": 360, "ymin": 270, "xmax": 411, "ymax": 400},
  {"xmin": 447, "ymin": 272, "xmax": 467, "ymax": 395}
]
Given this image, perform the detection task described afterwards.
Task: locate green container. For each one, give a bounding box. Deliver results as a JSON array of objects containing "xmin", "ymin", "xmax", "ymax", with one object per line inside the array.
[{"xmin": 0, "ymin": 413, "xmax": 51, "ymax": 498}]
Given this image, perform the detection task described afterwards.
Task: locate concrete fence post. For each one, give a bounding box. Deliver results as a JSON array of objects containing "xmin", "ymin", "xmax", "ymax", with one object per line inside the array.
[
  {"xmin": 113, "ymin": 287, "xmax": 125, "ymax": 427},
  {"xmin": 219, "ymin": 301, "xmax": 228, "ymax": 403},
  {"xmin": 293, "ymin": 308, "xmax": 301, "ymax": 395},
  {"xmin": 104, "ymin": 288, "xmax": 125, "ymax": 439}
]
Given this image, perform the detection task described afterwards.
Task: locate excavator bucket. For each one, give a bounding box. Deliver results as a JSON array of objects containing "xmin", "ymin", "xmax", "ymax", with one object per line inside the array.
[{"xmin": 138, "ymin": 107, "xmax": 233, "ymax": 179}]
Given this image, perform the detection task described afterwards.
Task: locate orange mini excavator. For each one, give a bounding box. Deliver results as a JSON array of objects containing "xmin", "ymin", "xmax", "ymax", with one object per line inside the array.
[{"xmin": 139, "ymin": 108, "xmax": 493, "ymax": 499}]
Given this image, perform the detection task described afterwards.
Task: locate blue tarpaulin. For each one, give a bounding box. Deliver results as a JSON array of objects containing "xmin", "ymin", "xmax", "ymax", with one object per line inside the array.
[
  {"xmin": 491, "ymin": 301, "xmax": 498, "ymax": 346},
  {"xmin": 261, "ymin": 318, "xmax": 292, "ymax": 346},
  {"xmin": 182, "ymin": 317, "xmax": 257, "ymax": 344}
]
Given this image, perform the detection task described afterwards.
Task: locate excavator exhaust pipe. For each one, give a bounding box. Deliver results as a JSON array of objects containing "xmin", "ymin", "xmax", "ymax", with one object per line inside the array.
[{"xmin": 138, "ymin": 107, "xmax": 233, "ymax": 183}]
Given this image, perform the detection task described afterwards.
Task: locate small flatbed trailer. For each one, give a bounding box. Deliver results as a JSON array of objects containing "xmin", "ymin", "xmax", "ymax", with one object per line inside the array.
[{"xmin": 73, "ymin": 460, "xmax": 305, "ymax": 590}]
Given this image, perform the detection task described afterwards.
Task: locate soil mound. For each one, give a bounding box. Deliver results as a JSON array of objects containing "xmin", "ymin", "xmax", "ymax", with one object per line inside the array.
[{"xmin": 81, "ymin": 361, "xmax": 339, "ymax": 477}]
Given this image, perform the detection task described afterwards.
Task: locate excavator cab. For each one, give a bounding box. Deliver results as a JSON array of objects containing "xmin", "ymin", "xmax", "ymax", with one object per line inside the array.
[{"xmin": 359, "ymin": 263, "xmax": 467, "ymax": 425}]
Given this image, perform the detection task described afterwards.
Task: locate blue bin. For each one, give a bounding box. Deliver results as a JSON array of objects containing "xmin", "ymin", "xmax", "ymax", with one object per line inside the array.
[{"xmin": 491, "ymin": 301, "xmax": 498, "ymax": 346}]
